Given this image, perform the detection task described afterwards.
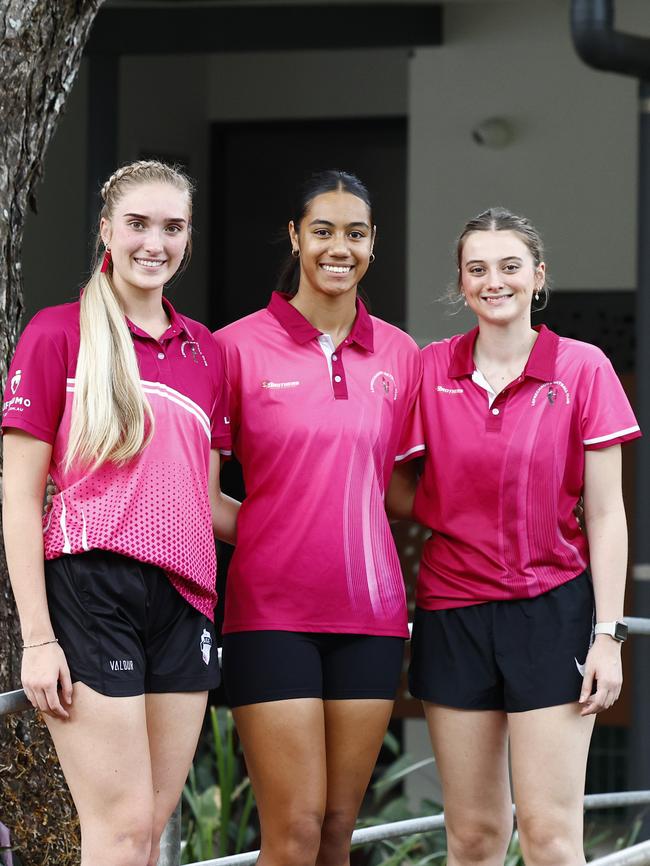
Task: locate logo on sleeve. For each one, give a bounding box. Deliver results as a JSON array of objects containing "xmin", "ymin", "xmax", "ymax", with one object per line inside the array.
[
  {"xmin": 370, "ymin": 371, "xmax": 397, "ymax": 400},
  {"xmin": 200, "ymin": 628, "xmax": 213, "ymax": 665},
  {"xmin": 10, "ymin": 369, "xmax": 22, "ymax": 394},
  {"xmin": 3, "ymin": 370, "xmax": 32, "ymax": 414}
]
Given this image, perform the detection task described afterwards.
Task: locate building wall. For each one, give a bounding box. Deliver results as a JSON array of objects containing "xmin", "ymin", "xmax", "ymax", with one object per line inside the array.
[
  {"xmin": 407, "ymin": 0, "xmax": 648, "ymax": 343},
  {"xmin": 21, "ymin": 0, "xmax": 649, "ymax": 335}
]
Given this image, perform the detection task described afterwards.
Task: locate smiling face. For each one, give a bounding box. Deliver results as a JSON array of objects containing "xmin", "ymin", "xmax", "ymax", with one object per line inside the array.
[
  {"xmin": 289, "ymin": 190, "xmax": 375, "ymax": 301},
  {"xmin": 459, "ymin": 229, "xmax": 545, "ymax": 327},
  {"xmin": 100, "ymin": 181, "xmax": 190, "ymax": 302}
]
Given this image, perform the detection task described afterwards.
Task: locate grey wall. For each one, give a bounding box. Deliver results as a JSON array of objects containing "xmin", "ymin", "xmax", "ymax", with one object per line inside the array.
[
  {"xmin": 407, "ymin": 0, "xmax": 649, "ymax": 343},
  {"xmin": 20, "ymin": 0, "xmax": 650, "ymax": 343}
]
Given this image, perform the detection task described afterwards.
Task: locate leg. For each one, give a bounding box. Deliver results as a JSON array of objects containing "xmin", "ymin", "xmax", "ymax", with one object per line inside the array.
[
  {"xmin": 316, "ymin": 699, "xmax": 394, "ymax": 866},
  {"xmin": 234, "ymin": 699, "xmax": 327, "ymax": 866},
  {"xmin": 145, "ymin": 691, "xmax": 208, "ymax": 866},
  {"xmin": 45, "ymin": 683, "xmax": 154, "ymax": 866},
  {"xmin": 423, "ymin": 704, "xmax": 513, "ymax": 866},
  {"xmin": 509, "ymin": 704, "xmax": 595, "ymax": 866}
]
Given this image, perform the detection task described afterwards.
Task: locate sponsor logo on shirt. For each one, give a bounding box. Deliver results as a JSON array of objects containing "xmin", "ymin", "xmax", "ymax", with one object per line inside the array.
[
  {"xmin": 10, "ymin": 369, "xmax": 21, "ymax": 394},
  {"xmin": 531, "ymin": 380, "xmax": 571, "ymax": 406},
  {"xmin": 261, "ymin": 380, "xmax": 300, "ymax": 389},
  {"xmin": 370, "ymin": 371, "xmax": 397, "ymax": 400},
  {"xmin": 3, "ymin": 369, "xmax": 33, "ymax": 415},
  {"xmin": 181, "ymin": 340, "xmax": 208, "ymax": 366},
  {"xmin": 435, "ymin": 385, "xmax": 464, "ymax": 395},
  {"xmin": 109, "ymin": 659, "xmax": 135, "ymax": 672},
  {"xmin": 200, "ymin": 628, "xmax": 213, "ymax": 665}
]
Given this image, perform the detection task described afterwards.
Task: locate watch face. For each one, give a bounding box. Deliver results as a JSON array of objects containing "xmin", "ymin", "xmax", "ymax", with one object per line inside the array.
[{"xmin": 614, "ymin": 621, "xmax": 629, "ymax": 642}]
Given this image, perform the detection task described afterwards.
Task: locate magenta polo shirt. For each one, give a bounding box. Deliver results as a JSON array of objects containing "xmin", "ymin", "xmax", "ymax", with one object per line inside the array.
[
  {"xmin": 2, "ymin": 298, "xmax": 230, "ymax": 620},
  {"xmin": 214, "ymin": 292, "xmax": 423, "ymax": 637},
  {"xmin": 410, "ymin": 325, "xmax": 641, "ymax": 610}
]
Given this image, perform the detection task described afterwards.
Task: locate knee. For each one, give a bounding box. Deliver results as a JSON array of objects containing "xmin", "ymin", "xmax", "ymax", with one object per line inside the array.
[
  {"xmin": 516, "ymin": 813, "xmax": 583, "ymax": 866},
  {"xmin": 446, "ymin": 817, "xmax": 512, "ymax": 864},
  {"xmin": 81, "ymin": 812, "xmax": 153, "ymax": 866},
  {"xmin": 264, "ymin": 809, "xmax": 324, "ymax": 866},
  {"xmin": 317, "ymin": 808, "xmax": 357, "ymax": 865}
]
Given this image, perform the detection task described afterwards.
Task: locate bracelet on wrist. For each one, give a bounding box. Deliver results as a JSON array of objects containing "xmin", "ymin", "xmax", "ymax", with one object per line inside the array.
[{"xmin": 22, "ymin": 638, "xmax": 59, "ymax": 649}]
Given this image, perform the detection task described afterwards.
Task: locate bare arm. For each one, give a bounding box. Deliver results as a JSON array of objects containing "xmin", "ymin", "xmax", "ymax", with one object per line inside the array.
[
  {"xmin": 209, "ymin": 450, "xmax": 240, "ymax": 546},
  {"xmin": 386, "ymin": 460, "xmax": 419, "ymax": 521},
  {"xmin": 2, "ymin": 429, "xmax": 72, "ymax": 718},
  {"xmin": 579, "ymin": 444, "xmax": 627, "ymax": 715}
]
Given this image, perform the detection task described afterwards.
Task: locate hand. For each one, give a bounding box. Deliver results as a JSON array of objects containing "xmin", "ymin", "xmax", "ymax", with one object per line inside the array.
[
  {"xmin": 43, "ymin": 476, "xmax": 58, "ymax": 514},
  {"xmin": 579, "ymin": 635, "xmax": 623, "ymax": 716},
  {"xmin": 21, "ymin": 642, "xmax": 73, "ymax": 719}
]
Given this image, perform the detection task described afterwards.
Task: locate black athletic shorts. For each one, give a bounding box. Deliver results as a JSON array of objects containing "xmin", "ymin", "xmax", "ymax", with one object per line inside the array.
[
  {"xmin": 221, "ymin": 630, "xmax": 405, "ymax": 708},
  {"xmin": 408, "ymin": 570, "xmax": 594, "ymax": 713},
  {"xmin": 44, "ymin": 550, "xmax": 220, "ymax": 697}
]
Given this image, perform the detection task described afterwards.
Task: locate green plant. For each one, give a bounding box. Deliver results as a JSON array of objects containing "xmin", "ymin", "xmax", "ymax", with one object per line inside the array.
[{"xmin": 181, "ymin": 707, "xmax": 257, "ymax": 864}]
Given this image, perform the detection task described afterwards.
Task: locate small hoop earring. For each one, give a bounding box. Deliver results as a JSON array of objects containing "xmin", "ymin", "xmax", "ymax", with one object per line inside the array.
[
  {"xmin": 369, "ymin": 253, "xmax": 376, "ymax": 263},
  {"xmin": 291, "ymin": 248, "xmax": 300, "ymax": 258}
]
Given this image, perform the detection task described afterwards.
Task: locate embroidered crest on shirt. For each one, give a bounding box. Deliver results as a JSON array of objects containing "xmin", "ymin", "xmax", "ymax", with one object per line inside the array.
[
  {"xmin": 370, "ymin": 371, "xmax": 397, "ymax": 401},
  {"xmin": 261, "ymin": 380, "xmax": 300, "ymax": 389},
  {"xmin": 531, "ymin": 380, "xmax": 571, "ymax": 406},
  {"xmin": 181, "ymin": 340, "xmax": 208, "ymax": 366},
  {"xmin": 200, "ymin": 628, "xmax": 213, "ymax": 665}
]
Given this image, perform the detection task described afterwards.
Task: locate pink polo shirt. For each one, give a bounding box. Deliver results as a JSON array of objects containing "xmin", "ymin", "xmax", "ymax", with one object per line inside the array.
[
  {"xmin": 214, "ymin": 292, "xmax": 422, "ymax": 637},
  {"xmin": 2, "ymin": 298, "xmax": 230, "ymax": 620},
  {"xmin": 410, "ymin": 325, "xmax": 640, "ymax": 610}
]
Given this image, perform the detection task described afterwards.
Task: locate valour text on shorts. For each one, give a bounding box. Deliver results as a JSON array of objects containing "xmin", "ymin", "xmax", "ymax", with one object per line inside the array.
[{"xmin": 109, "ymin": 659, "xmax": 135, "ymax": 671}]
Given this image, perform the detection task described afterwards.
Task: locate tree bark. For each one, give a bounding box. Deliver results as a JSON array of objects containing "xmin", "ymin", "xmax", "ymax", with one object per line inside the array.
[{"xmin": 0, "ymin": 2, "xmax": 104, "ymax": 862}]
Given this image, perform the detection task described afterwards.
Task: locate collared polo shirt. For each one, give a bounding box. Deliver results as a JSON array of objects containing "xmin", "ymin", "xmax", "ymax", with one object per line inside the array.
[
  {"xmin": 412, "ymin": 325, "xmax": 641, "ymax": 610},
  {"xmin": 2, "ymin": 298, "xmax": 230, "ymax": 620},
  {"xmin": 213, "ymin": 291, "xmax": 422, "ymax": 637}
]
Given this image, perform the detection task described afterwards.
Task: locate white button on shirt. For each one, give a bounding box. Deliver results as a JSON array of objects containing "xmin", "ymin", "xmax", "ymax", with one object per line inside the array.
[{"xmin": 157, "ymin": 352, "xmax": 165, "ymax": 360}]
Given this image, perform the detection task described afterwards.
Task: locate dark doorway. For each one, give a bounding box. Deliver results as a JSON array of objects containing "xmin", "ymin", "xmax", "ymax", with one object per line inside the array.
[{"xmin": 208, "ymin": 117, "xmax": 408, "ymax": 330}]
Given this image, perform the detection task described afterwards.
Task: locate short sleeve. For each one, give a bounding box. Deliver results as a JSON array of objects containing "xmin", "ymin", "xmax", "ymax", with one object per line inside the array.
[
  {"xmin": 2, "ymin": 315, "xmax": 68, "ymax": 444},
  {"xmin": 208, "ymin": 342, "xmax": 232, "ymax": 454},
  {"xmin": 581, "ymin": 358, "xmax": 641, "ymax": 450},
  {"xmin": 212, "ymin": 330, "xmax": 240, "ymax": 457},
  {"xmin": 395, "ymin": 347, "xmax": 426, "ymax": 463}
]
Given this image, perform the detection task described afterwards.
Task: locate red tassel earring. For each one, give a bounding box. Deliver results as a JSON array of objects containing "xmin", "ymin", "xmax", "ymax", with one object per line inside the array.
[{"xmin": 100, "ymin": 246, "xmax": 112, "ymax": 274}]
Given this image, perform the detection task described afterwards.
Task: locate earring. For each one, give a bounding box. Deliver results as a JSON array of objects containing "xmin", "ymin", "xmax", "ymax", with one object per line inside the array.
[
  {"xmin": 291, "ymin": 248, "xmax": 300, "ymax": 258},
  {"xmin": 369, "ymin": 253, "xmax": 376, "ymax": 263},
  {"xmin": 100, "ymin": 246, "xmax": 112, "ymax": 274},
  {"xmin": 535, "ymin": 290, "xmax": 540, "ymax": 302}
]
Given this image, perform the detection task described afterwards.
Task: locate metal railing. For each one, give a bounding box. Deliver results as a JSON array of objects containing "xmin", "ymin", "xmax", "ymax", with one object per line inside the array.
[
  {"xmin": 1, "ymin": 616, "xmax": 649, "ymax": 866},
  {"xmin": 181, "ymin": 791, "xmax": 650, "ymax": 866}
]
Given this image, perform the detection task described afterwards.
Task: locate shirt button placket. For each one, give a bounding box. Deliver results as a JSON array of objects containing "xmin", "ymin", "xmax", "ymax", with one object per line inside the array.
[{"xmin": 331, "ymin": 351, "xmax": 348, "ymax": 400}]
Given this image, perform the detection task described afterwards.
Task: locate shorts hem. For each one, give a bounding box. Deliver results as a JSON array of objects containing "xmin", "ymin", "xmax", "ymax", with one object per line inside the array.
[
  {"xmin": 146, "ymin": 675, "xmax": 220, "ymax": 694},
  {"xmin": 409, "ymin": 686, "xmax": 582, "ymax": 714},
  {"xmin": 228, "ymin": 687, "xmax": 322, "ymax": 708}
]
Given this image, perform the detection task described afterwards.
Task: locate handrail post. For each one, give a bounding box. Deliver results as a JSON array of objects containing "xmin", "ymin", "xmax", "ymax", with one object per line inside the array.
[{"xmin": 157, "ymin": 801, "xmax": 181, "ymax": 866}]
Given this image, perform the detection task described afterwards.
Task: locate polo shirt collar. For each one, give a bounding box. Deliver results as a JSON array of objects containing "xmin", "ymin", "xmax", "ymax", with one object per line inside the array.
[
  {"xmin": 267, "ymin": 291, "xmax": 374, "ymax": 353},
  {"xmin": 448, "ymin": 324, "xmax": 559, "ymax": 382},
  {"xmin": 125, "ymin": 296, "xmax": 193, "ymax": 342}
]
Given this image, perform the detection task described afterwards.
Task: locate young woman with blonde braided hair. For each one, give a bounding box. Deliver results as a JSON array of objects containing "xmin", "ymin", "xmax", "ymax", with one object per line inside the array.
[{"xmin": 2, "ymin": 160, "xmax": 238, "ymax": 866}]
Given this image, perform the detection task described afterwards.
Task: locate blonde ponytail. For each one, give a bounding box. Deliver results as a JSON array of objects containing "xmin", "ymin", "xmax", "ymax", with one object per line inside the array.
[
  {"xmin": 65, "ymin": 160, "xmax": 193, "ymax": 472},
  {"xmin": 65, "ymin": 268, "xmax": 154, "ymax": 471}
]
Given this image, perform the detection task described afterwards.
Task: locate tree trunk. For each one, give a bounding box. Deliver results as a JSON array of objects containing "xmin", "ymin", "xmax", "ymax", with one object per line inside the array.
[{"xmin": 0, "ymin": 2, "xmax": 104, "ymax": 862}]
